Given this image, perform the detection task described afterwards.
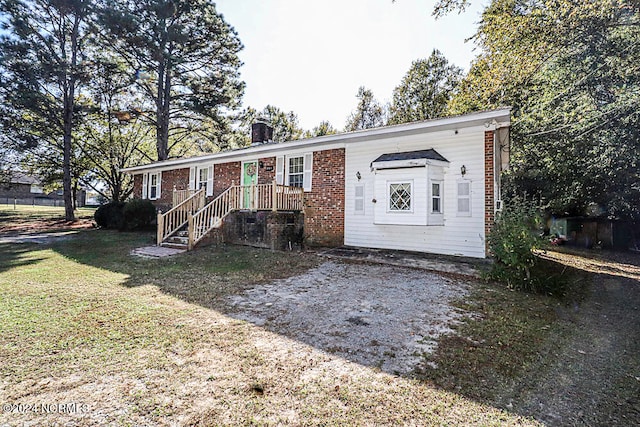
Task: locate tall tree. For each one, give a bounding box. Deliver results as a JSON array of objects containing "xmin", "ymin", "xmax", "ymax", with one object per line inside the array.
[
  {"xmin": 388, "ymin": 49, "xmax": 463, "ymax": 124},
  {"xmin": 304, "ymin": 120, "xmax": 338, "ymax": 138},
  {"xmin": 99, "ymin": 0, "xmax": 245, "ymax": 161},
  {"xmin": 78, "ymin": 57, "xmax": 155, "ymax": 202},
  {"xmin": 345, "ymin": 86, "xmax": 386, "ymax": 131},
  {"xmin": 449, "ymin": 0, "xmax": 640, "ymax": 220},
  {"xmin": 0, "ymin": 0, "xmax": 92, "ymax": 221}
]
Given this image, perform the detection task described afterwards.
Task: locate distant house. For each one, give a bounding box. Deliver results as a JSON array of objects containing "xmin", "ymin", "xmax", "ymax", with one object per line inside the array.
[
  {"xmin": 0, "ymin": 172, "xmax": 86, "ymax": 207},
  {"xmin": 121, "ymin": 108, "xmax": 511, "ymax": 258}
]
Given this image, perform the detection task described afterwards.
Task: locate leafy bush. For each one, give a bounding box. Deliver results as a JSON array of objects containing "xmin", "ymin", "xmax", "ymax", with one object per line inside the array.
[
  {"xmin": 94, "ymin": 202, "xmax": 125, "ymax": 230},
  {"xmin": 487, "ymin": 196, "xmax": 546, "ymax": 292},
  {"xmin": 94, "ymin": 199, "xmax": 156, "ymax": 231},
  {"xmin": 121, "ymin": 199, "xmax": 156, "ymax": 231}
]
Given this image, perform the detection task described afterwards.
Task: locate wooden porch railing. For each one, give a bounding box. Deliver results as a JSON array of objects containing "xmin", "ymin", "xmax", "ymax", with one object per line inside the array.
[
  {"xmin": 157, "ymin": 188, "xmax": 205, "ymax": 245},
  {"xmin": 186, "ymin": 181, "xmax": 304, "ymax": 250},
  {"xmin": 172, "ymin": 188, "xmax": 196, "ymax": 206}
]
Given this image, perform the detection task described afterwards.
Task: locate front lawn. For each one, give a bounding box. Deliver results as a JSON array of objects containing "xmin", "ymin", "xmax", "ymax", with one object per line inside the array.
[{"xmin": 0, "ymin": 225, "xmax": 541, "ymax": 425}]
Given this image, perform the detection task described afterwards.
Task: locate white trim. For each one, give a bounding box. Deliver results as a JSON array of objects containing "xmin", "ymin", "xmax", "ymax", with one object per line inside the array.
[
  {"xmin": 354, "ymin": 183, "xmax": 365, "ymax": 215},
  {"xmin": 303, "ymin": 153, "xmax": 313, "ymax": 192},
  {"xmin": 275, "ymin": 156, "xmax": 284, "ymax": 185},
  {"xmin": 148, "ymin": 172, "xmax": 161, "ymax": 200},
  {"xmin": 121, "ymin": 108, "xmax": 511, "ymax": 174},
  {"xmin": 189, "ymin": 167, "xmax": 196, "ymax": 191},
  {"xmin": 431, "ymin": 180, "xmax": 443, "ymax": 214},
  {"xmin": 207, "ymin": 165, "xmax": 214, "ymax": 197},
  {"xmin": 387, "ymin": 180, "xmax": 414, "ymax": 213},
  {"xmin": 142, "ymin": 173, "xmax": 148, "ymax": 199},
  {"xmin": 457, "ymin": 180, "xmax": 472, "ymax": 217},
  {"xmin": 286, "ymin": 155, "xmax": 304, "ymax": 188}
]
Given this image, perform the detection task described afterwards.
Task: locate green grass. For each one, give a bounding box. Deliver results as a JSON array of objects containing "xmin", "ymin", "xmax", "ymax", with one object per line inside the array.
[
  {"xmin": 0, "ymin": 204, "xmax": 95, "ymax": 222},
  {"xmin": 417, "ymin": 282, "xmax": 563, "ymax": 402},
  {"xmin": 0, "ymin": 207, "xmax": 543, "ymax": 425}
]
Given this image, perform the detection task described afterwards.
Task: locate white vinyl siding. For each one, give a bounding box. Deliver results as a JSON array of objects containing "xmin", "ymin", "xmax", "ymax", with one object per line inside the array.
[{"xmin": 345, "ymin": 126, "xmax": 488, "ymax": 258}]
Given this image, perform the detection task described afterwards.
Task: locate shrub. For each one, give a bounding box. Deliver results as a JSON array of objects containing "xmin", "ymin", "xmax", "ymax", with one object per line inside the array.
[
  {"xmin": 94, "ymin": 202, "xmax": 125, "ymax": 230},
  {"xmin": 121, "ymin": 199, "xmax": 156, "ymax": 231},
  {"xmin": 487, "ymin": 196, "xmax": 545, "ymax": 292}
]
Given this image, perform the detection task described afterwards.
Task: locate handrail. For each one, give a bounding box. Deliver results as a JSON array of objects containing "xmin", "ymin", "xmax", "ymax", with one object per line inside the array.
[
  {"xmin": 173, "ymin": 189, "xmax": 196, "ymax": 206},
  {"xmin": 157, "ymin": 188, "xmax": 205, "ymax": 245},
  {"xmin": 186, "ymin": 181, "xmax": 304, "ymax": 250},
  {"xmin": 189, "ymin": 185, "xmax": 242, "ymax": 249}
]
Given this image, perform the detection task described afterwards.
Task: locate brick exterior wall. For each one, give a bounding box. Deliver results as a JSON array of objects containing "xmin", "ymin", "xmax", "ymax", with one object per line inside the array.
[
  {"xmin": 257, "ymin": 157, "xmax": 276, "ymax": 185},
  {"xmin": 304, "ymin": 148, "xmax": 345, "ymax": 247},
  {"xmin": 157, "ymin": 168, "xmax": 189, "ymax": 210},
  {"xmin": 133, "ymin": 174, "xmax": 142, "ymax": 200},
  {"xmin": 213, "ymin": 162, "xmax": 241, "ymax": 197},
  {"xmin": 484, "ymin": 130, "xmax": 495, "ymax": 253}
]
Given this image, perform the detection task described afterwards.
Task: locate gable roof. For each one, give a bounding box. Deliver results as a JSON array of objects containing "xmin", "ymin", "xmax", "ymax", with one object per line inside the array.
[{"xmin": 121, "ymin": 107, "xmax": 511, "ymax": 173}]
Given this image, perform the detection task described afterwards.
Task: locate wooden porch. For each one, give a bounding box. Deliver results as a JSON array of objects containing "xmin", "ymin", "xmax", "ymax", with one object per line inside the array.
[{"xmin": 157, "ymin": 182, "xmax": 304, "ymax": 250}]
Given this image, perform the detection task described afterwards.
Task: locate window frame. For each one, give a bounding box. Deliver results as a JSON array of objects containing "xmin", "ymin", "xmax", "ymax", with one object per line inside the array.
[
  {"xmin": 198, "ymin": 167, "xmax": 208, "ymax": 192},
  {"xmin": 148, "ymin": 172, "xmax": 160, "ymax": 200},
  {"xmin": 286, "ymin": 156, "xmax": 305, "ymax": 188},
  {"xmin": 387, "ymin": 180, "xmax": 413, "ymax": 213},
  {"xmin": 431, "ymin": 181, "xmax": 443, "ymax": 214}
]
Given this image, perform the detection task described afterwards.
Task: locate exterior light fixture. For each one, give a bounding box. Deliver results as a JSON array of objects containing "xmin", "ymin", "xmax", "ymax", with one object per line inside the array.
[
  {"xmin": 356, "ymin": 171, "xmax": 362, "ymax": 181},
  {"xmin": 461, "ymin": 165, "xmax": 467, "ymax": 176}
]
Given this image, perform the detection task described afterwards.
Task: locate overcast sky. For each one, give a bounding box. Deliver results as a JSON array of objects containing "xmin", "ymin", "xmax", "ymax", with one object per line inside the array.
[{"xmin": 215, "ymin": 0, "xmax": 487, "ymax": 130}]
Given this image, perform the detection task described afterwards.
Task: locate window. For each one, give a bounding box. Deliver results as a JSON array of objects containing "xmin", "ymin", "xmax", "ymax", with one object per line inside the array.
[
  {"xmin": 431, "ymin": 182, "xmax": 442, "ymax": 213},
  {"xmin": 389, "ymin": 182, "xmax": 412, "ymax": 211},
  {"xmin": 354, "ymin": 184, "xmax": 365, "ymax": 214},
  {"xmin": 457, "ymin": 181, "xmax": 471, "ymax": 216},
  {"xmin": 277, "ymin": 153, "xmax": 313, "ymax": 191},
  {"xmin": 288, "ymin": 156, "xmax": 304, "ymax": 188},
  {"xmin": 198, "ymin": 167, "xmax": 208, "ymax": 192},
  {"xmin": 149, "ymin": 173, "xmax": 159, "ymax": 200},
  {"xmin": 30, "ymin": 184, "xmax": 43, "ymax": 194}
]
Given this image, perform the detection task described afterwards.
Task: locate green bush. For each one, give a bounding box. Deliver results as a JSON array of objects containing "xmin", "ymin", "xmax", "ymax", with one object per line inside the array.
[
  {"xmin": 121, "ymin": 199, "xmax": 156, "ymax": 231},
  {"xmin": 94, "ymin": 202, "xmax": 125, "ymax": 230},
  {"xmin": 487, "ymin": 196, "xmax": 545, "ymax": 292},
  {"xmin": 94, "ymin": 199, "xmax": 156, "ymax": 231}
]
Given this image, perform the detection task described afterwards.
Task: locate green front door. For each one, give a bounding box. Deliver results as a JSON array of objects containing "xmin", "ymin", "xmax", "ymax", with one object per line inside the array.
[{"xmin": 242, "ymin": 161, "xmax": 258, "ymax": 209}]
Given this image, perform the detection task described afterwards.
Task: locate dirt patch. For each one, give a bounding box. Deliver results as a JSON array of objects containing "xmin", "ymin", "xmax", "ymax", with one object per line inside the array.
[
  {"xmin": 0, "ymin": 211, "xmax": 94, "ymax": 236},
  {"xmin": 227, "ymin": 260, "xmax": 471, "ymax": 375}
]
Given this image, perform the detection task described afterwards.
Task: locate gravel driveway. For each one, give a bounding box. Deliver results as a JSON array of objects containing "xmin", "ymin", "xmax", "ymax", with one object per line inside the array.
[{"xmin": 227, "ymin": 260, "xmax": 471, "ymax": 375}]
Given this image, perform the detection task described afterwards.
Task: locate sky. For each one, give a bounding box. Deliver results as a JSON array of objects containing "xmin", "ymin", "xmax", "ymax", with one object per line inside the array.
[{"xmin": 215, "ymin": 0, "xmax": 487, "ymax": 131}]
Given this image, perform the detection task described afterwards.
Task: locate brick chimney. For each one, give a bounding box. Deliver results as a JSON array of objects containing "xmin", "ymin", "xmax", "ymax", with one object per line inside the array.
[{"xmin": 251, "ymin": 119, "xmax": 274, "ymax": 145}]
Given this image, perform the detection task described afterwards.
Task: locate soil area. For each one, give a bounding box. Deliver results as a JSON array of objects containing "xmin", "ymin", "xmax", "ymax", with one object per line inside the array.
[
  {"xmin": 227, "ymin": 260, "xmax": 471, "ymax": 375},
  {"xmin": 507, "ymin": 249, "xmax": 640, "ymax": 425}
]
